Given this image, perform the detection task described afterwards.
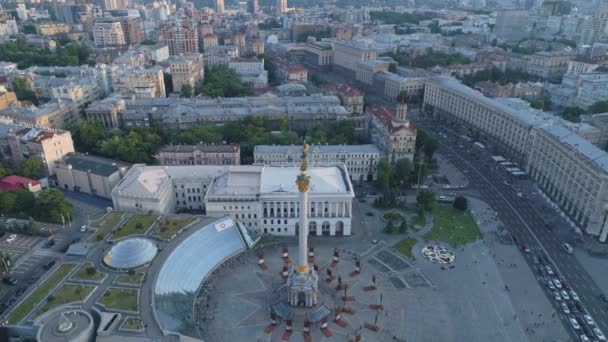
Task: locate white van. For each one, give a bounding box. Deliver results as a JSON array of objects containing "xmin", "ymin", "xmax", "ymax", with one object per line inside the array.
[{"xmin": 563, "ymin": 243, "xmax": 573, "ymax": 254}]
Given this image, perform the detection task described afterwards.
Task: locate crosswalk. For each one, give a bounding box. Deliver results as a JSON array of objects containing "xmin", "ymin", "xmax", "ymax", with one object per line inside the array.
[{"xmin": 31, "ymin": 249, "xmax": 62, "ymax": 258}]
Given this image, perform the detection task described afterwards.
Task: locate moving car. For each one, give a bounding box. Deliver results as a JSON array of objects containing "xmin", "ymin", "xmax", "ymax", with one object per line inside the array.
[
  {"xmin": 594, "ymin": 328, "xmax": 606, "ymax": 341},
  {"xmin": 553, "ymin": 279, "xmax": 562, "ymax": 289},
  {"xmin": 563, "ymin": 243, "xmax": 574, "ymax": 254},
  {"xmin": 554, "ymin": 291, "xmax": 562, "ymax": 301},
  {"xmin": 584, "ymin": 315, "xmax": 595, "ymax": 327},
  {"xmin": 570, "ymin": 318, "xmax": 581, "ymax": 330},
  {"xmin": 5, "ymin": 234, "xmax": 17, "ymax": 243}
]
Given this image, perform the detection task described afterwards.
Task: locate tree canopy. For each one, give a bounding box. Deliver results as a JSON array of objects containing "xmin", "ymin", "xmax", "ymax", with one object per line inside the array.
[
  {"xmin": 369, "ymin": 11, "xmax": 433, "ymax": 25},
  {"xmin": 0, "ymin": 189, "xmax": 73, "ymax": 224},
  {"xmin": 12, "ymin": 77, "xmax": 39, "ymax": 105},
  {"xmin": 0, "ymin": 36, "xmax": 91, "ymax": 69},
  {"xmin": 195, "ymin": 65, "xmax": 253, "ymax": 98},
  {"xmin": 18, "ymin": 157, "xmax": 44, "ymax": 179}
]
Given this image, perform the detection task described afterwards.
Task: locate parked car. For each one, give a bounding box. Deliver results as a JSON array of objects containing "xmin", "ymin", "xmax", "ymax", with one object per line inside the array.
[
  {"xmin": 594, "ymin": 328, "xmax": 606, "ymax": 341},
  {"xmin": 80, "ymin": 225, "xmax": 87, "ymax": 232},
  {"xmin": 580, "ymin": 335, "xmax": 590, "ymax": 342},
  {"xmin": 545, "ymin": 266, "xmax": 554, "ymax": 275},
  {"xmin": 561, "ymin": 302, "xmax": 570, "ymax": 314},
  {"xmin": 561, "ymin": 290, "xmax": 570, "ymax": 300},
  {"xmin": 547, "ymin": 281, "xmax": 556, "ymax": 291},
  {"xmin": 521, "ymin": 243, "xmax": 531, "ymax": 252},
  {"xmin": 532, "ymin": 256, "xmax": 540, "ymax": 264},
  {"xmin": 570, "ymin": 291, "xmax": 580, "ymax": 301},
  {"xmin": 2, "ymin": 277, "xmax": 17, "ymax": 285},
  {"xmin": 42, "ymin": 260, "xmax": 56, "ymax": 270},
  {"xmin": 570, "ymin": 318, "xmax": 581, "ymax": 330},
  {"xmin": 5, "ymin": 234, "xmax": 17, "ymax": 243},
  {"xmin": 563, "ymin": 243, "xmax": 574, "ymax": 254}
]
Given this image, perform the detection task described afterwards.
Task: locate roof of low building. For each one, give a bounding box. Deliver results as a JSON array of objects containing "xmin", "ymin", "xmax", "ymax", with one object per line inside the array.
[
  {"xmin": 60, "ymin": 153, "xmax": 131, "ymax": 177},
  {"xmin": 0, "ymin": 175, "xmax": 40, "ymax": 191},
  {"xmin": 158, "ymin": 144, "xmax": 240, "ymax": 154}
]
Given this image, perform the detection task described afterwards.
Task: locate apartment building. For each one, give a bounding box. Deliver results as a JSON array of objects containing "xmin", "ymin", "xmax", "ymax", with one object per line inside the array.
[
  {"xmin": 369, "ymin": 105, "xmax": 417, "ymax": 162},
  {"xmin": 157, "ymin": 144, "xmax": 240, "ymax": 166},
  {"xmin": 170, "ymin": 57, "xmax": 202, "ymax": 93},
  {"xmin": 85, "ymin": 94, "xmax": 126, "ymax": 128},
  {"xmin": 93, "ymin": 20, "xmax": 126, "ymax": 47},
  {"xmin": 0, "ymin": 121, "xmax": 75, "ymax": 176},
  {"xmin": 254, "ymin": 144, "xmax": 381, "ymax": 181},
  {"xmin": 114, "ymin": 67, "xmax": 166, "ymax": 98},
  {"xmin": 160, "ymin": 21, "xmax": 199, "ymax": 55},
  {"xmin": 333, "ymin": 40, "xmax": 377, "ymax": 73}
]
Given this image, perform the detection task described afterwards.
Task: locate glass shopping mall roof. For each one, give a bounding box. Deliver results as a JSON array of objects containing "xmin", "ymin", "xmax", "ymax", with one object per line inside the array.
[
  {"xmin": 102, "ymin": 237, "xmax": 158, "ymax": 269},
  {"xmin": 153, "ymin": 216, "xmax": 258, "ymax": 337}
]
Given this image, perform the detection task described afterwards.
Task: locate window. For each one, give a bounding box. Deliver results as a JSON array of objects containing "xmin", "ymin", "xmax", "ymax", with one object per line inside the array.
[
  {"xmin": 278, "ymin": 228, "xmax": 281, "ymax": 232},
  {"xmin": 284, "ymin": 220, "xmax": 287, "ymax": 224}
]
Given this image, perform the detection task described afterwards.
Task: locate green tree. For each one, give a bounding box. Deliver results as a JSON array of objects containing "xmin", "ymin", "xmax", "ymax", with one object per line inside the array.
[
  {"xmin": 33, "ymin": 188, "xmax": 73, "ymax": 224},
  {"xmin": 197, "ymin": 65, "xmax": 253, "ymax": 98},
  {"xmin": 393, "ymin": 158, "xmax": 413, "ymax": 186},
  {"xmin": 174, "ymin": 124, "xmax": 222, "ymax": 144},
  {"xmin": 12, "ymin": 77, "xmax": 39, "ymax": 105},
  {"xmin": 67, "ymin": 122, "xmax": 109, "ymax": 153},
  {"xmin": 14, "ymin": 190, "xmax": 35, "ymax": 216},
  {"xmin": 0, "ymin": 192, "xmax": 16, "ymax": 214},
  {"xmin": 163, "ymin": 72, "xmax": 173, "ymax": 95},
  {"xmin": 417, "ymin": 190, "xmax": 435, "ymax": 211},
  {"xmin": 181, "ymin": 84, "xmax": 193, "ymax": 98},
  {"xmin": 140, "ymin": 39, "xmax": 157, "ymax": 45},
  {"xmin": 415, "ymin": 129, "xmax": 438, "ymax": 160},
  {"xmin": 453, "ymin": 196, "xmax": 468, "ymax": 211},
  {"xmin": 0, "ymin": 162, "xmax": 11, "ymax": 177},
  {"xmin": 377, "ymin": 160, "xmax": 392, "ymax": 190},
  {"xmin": 562, "ymin": 107, "xmax": 584, "ymax": 123},
  {"xmin": 589, "ymin": 100, "xmax": 608, "ymax": 114},
  {"xmin": 18, "ymin": 157, "xmax": 44, "ymax": 179}
]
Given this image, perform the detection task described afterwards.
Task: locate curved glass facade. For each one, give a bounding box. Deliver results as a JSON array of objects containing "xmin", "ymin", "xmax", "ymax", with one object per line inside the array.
[
  {"xmin": 153, "ymin": 217, "xmax": 250, "ymax": 337},
  {"xmin": 102, "ymin": 237, "xmax": 158, "ymax": 269}
]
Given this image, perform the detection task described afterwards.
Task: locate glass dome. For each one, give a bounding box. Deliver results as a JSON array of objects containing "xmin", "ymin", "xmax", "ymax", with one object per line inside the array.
[{"xmin": 102, "ymin": 237, "xmax": 158, "ymax": 269}]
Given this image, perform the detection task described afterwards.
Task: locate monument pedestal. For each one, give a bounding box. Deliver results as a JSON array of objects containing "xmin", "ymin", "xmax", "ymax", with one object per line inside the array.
[{"xmin": 286, "ymin": 266, "xmax": 319, "ymax": 307}]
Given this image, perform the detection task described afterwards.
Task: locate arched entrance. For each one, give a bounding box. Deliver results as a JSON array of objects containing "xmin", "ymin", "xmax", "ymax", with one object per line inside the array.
[
  {"xmin": 335, "ymin": 221, "xmax": 344, "ymax": 236},
  {"xmin": 309, "ymin": 221, "xmax": 317, "ymax": 236},
  {"xmin": 322, "ymin": 221, "xmax": 330, "ymax": 236}
]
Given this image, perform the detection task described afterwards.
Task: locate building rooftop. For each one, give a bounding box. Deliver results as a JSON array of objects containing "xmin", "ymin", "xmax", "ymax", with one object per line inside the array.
[
  {"xmin": 0, "ymin": 175, "xmax": 40, "ymax": 192},
  {"xmin": 541, "ymin": 124, "xmax": 608, "ymax": 173},
  {"xmin": 60, "ymin": 153, "xmax": 131, "ymax": 177}
]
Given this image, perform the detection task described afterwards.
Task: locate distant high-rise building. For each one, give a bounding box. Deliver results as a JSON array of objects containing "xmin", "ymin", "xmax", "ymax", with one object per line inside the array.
[
  {"xmin": 93, "ymin": 20, "xmax": 126, "ymax": 47},
  {"xmin": 277, "ymin": 0, "xmax": 287, "ymax": 14},
  {"xmin": 160, "ymin": 21, "xmax": 199, "ymax": 55},
  {"xmin": 495, "ymin": 10, "xmax": 529, "ymax": 42},
  {"xmin": 248, "ymin": 0, "xmax": 259, "ymax": 14},
  {"xmin": 118, "ymin": 16, "xmax": 143, "ymax": 46},
  {"xmin": 103, "ymin": 0, "xmax": 128, "ymax": 10},
  {"xmin": 214, "ymin": 0, "xmax": 224, "ymax": 14}
]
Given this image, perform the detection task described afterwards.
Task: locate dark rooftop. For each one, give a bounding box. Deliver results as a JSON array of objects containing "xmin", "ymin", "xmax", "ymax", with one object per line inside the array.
[{"xmin": 61, "ymin": 153, "xmax": 131, "ymax": 177}]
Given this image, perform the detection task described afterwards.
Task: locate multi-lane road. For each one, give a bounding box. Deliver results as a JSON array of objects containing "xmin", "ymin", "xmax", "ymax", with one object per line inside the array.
[{"xmin": 418, "ymin": 118, "xmax": 608, "ymax": 338}]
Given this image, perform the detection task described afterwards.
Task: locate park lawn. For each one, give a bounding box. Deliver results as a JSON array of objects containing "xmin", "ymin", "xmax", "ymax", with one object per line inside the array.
[
  {"xmin": 111, "ymin": 214, "xmax": 158, "ymax": 240},
  {"xmin": 36, "ymin": 284, "xmax": 95, "ymax": 317},
  {"xmin": 91, "ymin": 211, "xmax": 124, "ymax": 242},
  {"xmin": 72, "ymin": 263, "xmax": 105, "ymax": 281},
  {"xmin": 116, "ymin": 272, "xmax": 144, "ymax": 285},
  {"xmin": 154, "ymin": 217, "xmax": 196, "ymax": 239},
  {"xmin": 395, "ymin": 237, "xmax": 418, "ymax": 258},
  {"xmin": 5, "ymin": 264, "xmax": 76, "ymax": 324},
  {"xmin": 100, "ymin": 288, "xmax": 139, "ymax": 311},
  {"xmin": 122, "ymin": 317, "xmax": 144, "ymax": 330},
  {"xmin": 423, "ymin": 205, "xmax": 481, "ymax": 246}
]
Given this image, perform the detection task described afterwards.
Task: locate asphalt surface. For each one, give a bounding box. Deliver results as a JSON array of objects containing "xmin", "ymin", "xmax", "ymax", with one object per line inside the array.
[{"xmin": 417, "ymin": 117, "xmax": 608, "ymax": 339}]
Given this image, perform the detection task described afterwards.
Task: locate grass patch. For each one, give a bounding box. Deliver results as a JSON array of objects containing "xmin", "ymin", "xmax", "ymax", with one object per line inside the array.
[
  {"xmin": 5, "ymin": 264, "xmax": 76, "ymax": 324},
  {"xmin": 36, "ymin": 284, "xmax": 95, "ymax": 317},
  {"xmin": 411, "ymin": 212, "xmax": 426, "ymax": 229},
  {"xmin": 111, "ymin": 214, "xmax": 158, "ymax": 240},
  {"xmin": 91, "ymin": 211, "xmax": 124, "ymax": 242},
  {"xmin": 423, "ymin": 205, "xmax": 481, "ymax": 246},
  {"xmin": 154, "ymin": 217, "xmax": 196, "ymax": 239},
  {"xmin": 116, "ymin": 272, "xmax": 144, "ymax": 285},
  {"xmin": 99, "ymin": 288, "xmax": 139, "ymax": 311},
  {"xmin": 395, "ymin": 237, "xmax": 418, "ymax": 258},
  {"xmin": 72, "ymin": 263, "xmax": 105, "ymax": 281},
  {"xmin": 122, "ymin": 317, "xmax": 144, "ymax": 330}
]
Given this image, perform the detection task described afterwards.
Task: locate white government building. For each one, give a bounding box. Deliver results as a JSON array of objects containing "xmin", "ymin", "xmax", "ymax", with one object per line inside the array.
[
  {"xmin": 111, "ymin": 164, "xmax": 355, "ymax": 236},
  {"xmin": 253, "ymin": 144, "xmax": 381, "ymax": 181},
  {"xmin": 425, "ymin": 76, "xmax": 608, "ymax": 241}
]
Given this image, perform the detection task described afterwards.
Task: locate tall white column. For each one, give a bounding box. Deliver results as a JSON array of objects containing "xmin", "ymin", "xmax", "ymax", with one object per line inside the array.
[{"xmin": 297, "ymin": 190, "xmax": 309, "ymax": 272}]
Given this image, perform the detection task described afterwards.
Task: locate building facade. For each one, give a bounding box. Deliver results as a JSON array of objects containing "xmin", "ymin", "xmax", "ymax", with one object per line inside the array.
[
  {"xmin": 333, "ymin": 40, "xmax": 377, "ymax": 73},
  {"xmin": 111, "ymin": 164, "xmax": 355, "ymax": 236},
  {"xmin": 55, "ymin": 153, "xmax": 131, "ymax": 199},
  {"xmin": 369, "ymin": 106, "xmax": 417, "ymax": 162},
  {"xmin": 93, "ymin": 20, "xmax": 126, "ymax": 47},
  {"xmin": 157, "ymin": 144, "xmax": 241, "ymax": 165},
  {"xmin": 254, "ymin": 144, "xmax": 381, "ymax": 181}
]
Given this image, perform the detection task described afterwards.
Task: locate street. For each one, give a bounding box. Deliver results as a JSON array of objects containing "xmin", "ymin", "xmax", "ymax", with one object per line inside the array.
[{"xmin": 417, "ymin": 117, "xmax": 608, "ymax": 338}]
